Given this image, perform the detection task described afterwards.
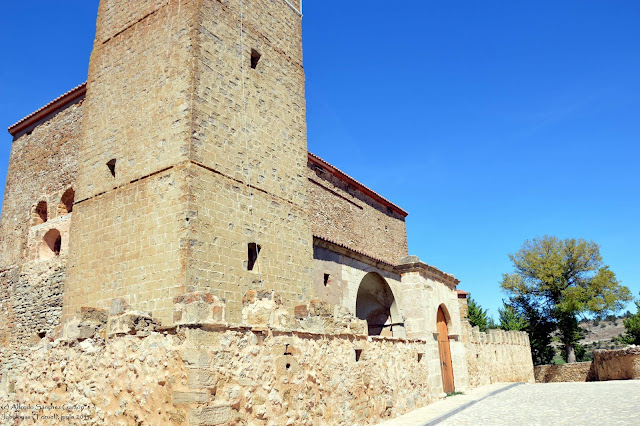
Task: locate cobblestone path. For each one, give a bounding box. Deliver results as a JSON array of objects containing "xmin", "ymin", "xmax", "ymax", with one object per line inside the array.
[{"xmin": 441, "ymin": 381, "xmax": 640, "ymax": 425}]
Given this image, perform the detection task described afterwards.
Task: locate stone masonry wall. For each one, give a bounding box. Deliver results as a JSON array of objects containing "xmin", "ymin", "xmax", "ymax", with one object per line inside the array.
[
  {"xmin": 308, "ymin": 162, "xmax": 408, "ymax": 265},
  {"xmin": 593, "ymin": 346, "xmax": 640, "ymax": 381},
  {"xmin": 0, "ymin": 92, "xmax": 82, "ymax": 370},
  {"xmin": 66, "ymin": 0, "xmax": 315, "ymax": 324},
  {"xmin": 0, "ymin": 294, "xmax": 441, "ymax": 425},
  {"xmin": 534, "ymin": 362, "xmax": 596, "ymax": 383},
  {"xmin": 0, "ymin": 259, "xmax": 66, "ymax": 371},
  {"xmin": 463, "ymin": 322, "xmax": 535, "ymax": 387},
  {"xmin": 534, "ymin": 347, "xmax": 640, "ymax": 383},
  {"xmin": 187, "ymin": 0, "xmax": 314, "ymax": 321},
  {"xmin": 63, "ymin": 166, "xmax": 191, "ymax": 324},
  {"xmin": 0, "ymin": 98, "xmax": 82, "ymax": 268}
]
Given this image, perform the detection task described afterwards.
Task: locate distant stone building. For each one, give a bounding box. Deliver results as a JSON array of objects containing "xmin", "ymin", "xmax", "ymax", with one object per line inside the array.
[{"xmin": 0, "ymin": 1, "xmax": 534, "ymax": 423}]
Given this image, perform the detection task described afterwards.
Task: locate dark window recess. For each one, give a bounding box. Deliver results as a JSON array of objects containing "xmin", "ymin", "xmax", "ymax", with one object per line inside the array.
[
  {"xmin": 107, "ymin": 159, "xmax": 117, "ymax": 177},
  {"xmin": 324, "ymin": 273, "xmax": 330, "ymax": 286},
  {"xmin": 43, "ymin": 229, "xmax": 62, "ymax": 257},
  {"xmin": 35, "ymin": 201, "xmax": 48, "ymax": 224},
  {"xmin": 248, "ymin": 243, "xmax": 261, "ymax": 271},
  {"xmin": 53, "ymin": 236, "xmax": 62, "ymax": 256},
  {"xmin": 250, "ymin": 49, "xmax": 261, "ymax": 69},
  {"xmin": 355, "ymin": 349, "xmax": 363, "ymax": 362},
  {"xmin": 61, "ymin": 188, "xmax": 75, "ymax": 214},
  {"xmin": 417, "ymin": 353, "xmax": 424, "ymax": 363}
]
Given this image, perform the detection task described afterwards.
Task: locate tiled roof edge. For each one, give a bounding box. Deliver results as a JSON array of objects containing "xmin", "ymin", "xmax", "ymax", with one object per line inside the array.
[
  {"xmin": 7, "ymin": 82, "xmax": 87, "ymax": 136},
  {"xmin": 308, "ymin": 152, "xmax": 408, "ymax": 218},
  {"xmin": 313, "ymin": 235, "xmax": 395, "ymax": 268}
]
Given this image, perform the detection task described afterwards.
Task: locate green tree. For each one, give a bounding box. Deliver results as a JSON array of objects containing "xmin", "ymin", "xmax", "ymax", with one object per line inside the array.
[
  {"xmin": 619, "ymin": 298, "xmax": 640, "ymax": 345},
  {"xmin": 498, "ymin": 303, "xmax": 528, "ymax": 331},
  {"xmin": 509, "ymin": 295, "xmax": 555, "ymax": 365},
  {"xmin": 467, "ymin": 297, "xmax": 490, "ymax": 332},
  {"xmin": 501, "ymin": 236, "xmax": 631, "ymax": 363}
]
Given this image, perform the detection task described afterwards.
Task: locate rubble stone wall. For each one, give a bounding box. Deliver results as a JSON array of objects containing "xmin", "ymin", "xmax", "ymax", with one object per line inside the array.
[
  {"xmin": 593, "ymin": 346, "xmax": 640, "ymax": 381},
  {"xmin": 534, "ymin": 347, "xmax": 640, "ymax": 383},
  {"xmin": 463, "ymin": 323, "xmax": 535, "ymax": 387},
  {"xmin": 0, "ymin": 289, "xmax": 537, "ymax": 425},
  {"xmin": 0, "ymin": 259, "xmax": 66, "ymax": 371},
  {"xmin": 0, "ymin": 296, "xmax": 440, "ymax": 425},
  {"xmin": 534, "ymin": 362, "xmax": 596, "ymax": 383}
]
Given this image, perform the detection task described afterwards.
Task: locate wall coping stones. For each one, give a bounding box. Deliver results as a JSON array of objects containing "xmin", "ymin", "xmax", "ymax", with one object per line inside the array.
[{"xmin": 396, "ymin": 256, "xmax": 460, "ymax": 287}]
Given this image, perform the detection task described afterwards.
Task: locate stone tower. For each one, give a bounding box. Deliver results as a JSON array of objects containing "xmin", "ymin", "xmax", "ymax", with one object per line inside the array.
[{"xmin": 63, "ymin": 0, "xmax": 312, "ymax": 324}]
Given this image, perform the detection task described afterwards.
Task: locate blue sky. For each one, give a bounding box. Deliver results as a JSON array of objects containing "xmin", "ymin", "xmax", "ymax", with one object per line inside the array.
[{"xmin": 1, "ymin": 1, "xmax": 638, "ymax": 318}]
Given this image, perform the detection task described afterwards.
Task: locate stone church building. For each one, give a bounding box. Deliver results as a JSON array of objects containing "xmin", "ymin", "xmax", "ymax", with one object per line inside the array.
[{"xmin": 0, "ymin": 1, "xmax": 533, "ymax": 424}]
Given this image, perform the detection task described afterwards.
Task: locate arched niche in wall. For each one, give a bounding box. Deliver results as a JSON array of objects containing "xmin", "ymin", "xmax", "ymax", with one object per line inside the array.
[
  {"xmin": 59, "ymin": 188, "xmax": 75, "ymax": 215},
  {"xmin": 355, "ymin": 272, "xmax": 404, "ymax": 337},
  {"xmin": 32, "ymin": 201, "xmax": 48, "ymax": 225},
  {"xmin": 41, "ymin": 229, "xmax": 62, "ymax": 259}
]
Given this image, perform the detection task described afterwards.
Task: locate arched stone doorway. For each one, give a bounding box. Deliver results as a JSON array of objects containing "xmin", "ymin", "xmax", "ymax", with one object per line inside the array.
[
  {"xmin": 355, "ymin": 272, "xmax": 404, "ymax": 337},
  {"xmin": 437, "ymin": 305, "xmax": 455, "ymax": 393}
]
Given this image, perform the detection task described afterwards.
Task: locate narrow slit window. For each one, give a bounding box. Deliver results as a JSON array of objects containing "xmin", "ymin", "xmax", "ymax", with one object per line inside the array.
[
  {"xmin": 248, "ymin": 243, "xmax": 261, "ymax": 271},
  {"xmin": 107, "ymin": 159, "xmax": 117, "ymax": 177},
  {"xmin": 250, "ymin": 49, "xmax": 261, "ymax": 69},
  {"xmin": 355, "ymin": 349, "xmax": 363, "ymax": 362},
  {"xmin": 323, "ymin": 273, "xmax": 330, "ymax": 286}
]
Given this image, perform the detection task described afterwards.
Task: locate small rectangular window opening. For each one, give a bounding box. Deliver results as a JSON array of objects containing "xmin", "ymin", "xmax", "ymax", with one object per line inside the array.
[
  {"xmin": 107, "ymin": 159, "xmax": 117, "ymax": 177},
  {"xmin": 355, "ymin": 349, "xmax": 363, "ymax": 362},
  {"xmin": 248, "ymin": 243, "xmax": 261, "ymax": 271},
  {"xmin": 417, "ymin": 353, "xmax": 424, "ymax": 363},
  {"xmin": 250, "ymin": 49, "xmax": 261, "ymax": 69},
  {"xmin": 323, "ymin": 273, "xmax": 330, "ymax": 286}
]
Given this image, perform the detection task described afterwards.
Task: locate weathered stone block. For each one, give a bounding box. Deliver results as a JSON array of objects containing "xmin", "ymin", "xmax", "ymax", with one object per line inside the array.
[
  {"xmin": 174, "ymin": 292, "xmax": 225, "ymax": 325},
  {"xmin": 109, "ymin": 298, "xmax": 131, "ymax": 316},
  {"xmin": 308, "ymin": 299, "xmax": 332, "ymax": 317},
  {"xmin": 79, "ymin": 307, "xmax": 108, "ymax": 324},
  {"xmin": 62, "ymin": 318, "xmax": 104, "ymax": 341},
  {"xmin": 188, "ymin": 369, "xmax": 218, "ymax": 390},
  {"xmin": 107, "ymin": 311, "xmax": 158, "ymax": 336},
  {"xmin": 181, "ymin": 348, "xmax": 210, "ymax": 368},
  {"xmin": 242, "ymin": 290, "xmax": 291, "ymax": 328},
  {"xmin": 173, "ymin": 391, "xmax": 210, "ymax": 404},
  {"xmin": 294, "ymin": 304, "xmax": 308, "ymax": 319},
  {"xmin": 189, "ymin": 404, "xmax": 232, "ymax": 425}
]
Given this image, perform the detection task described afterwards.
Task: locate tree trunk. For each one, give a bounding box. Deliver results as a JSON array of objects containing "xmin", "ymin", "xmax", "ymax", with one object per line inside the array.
[{"xmin": 565, "ymin": 343, "xmax": 576, "ymax": 363}]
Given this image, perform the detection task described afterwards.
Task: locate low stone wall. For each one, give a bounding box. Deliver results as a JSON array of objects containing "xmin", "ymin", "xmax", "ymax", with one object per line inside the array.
[
  {"xmin": 594, "ymin": 346, "xmax": 640, "ymax": 381},
  {"xmin": 463, "ymin": 323, "xmax": 535, "ymax": 387},
  {"xmin": 534, "ymin": 346, "xmax": 640, "ymax": 383},
  {"xmin": 534, "ymin": 362, "xmax": 596, "ymax": 383},
  {"xmin": 0, "ymin": 294, "xmax": 439, "ymax": 425},
  {"xmin": 0, "ymin": 292, "xmax": 538, "ymax": 425}
]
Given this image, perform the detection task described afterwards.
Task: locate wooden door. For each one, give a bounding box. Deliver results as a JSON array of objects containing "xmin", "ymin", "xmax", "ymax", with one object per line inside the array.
[{"xmin": 437, "ymin": 307, "xmax": 455, "ymax": 393}]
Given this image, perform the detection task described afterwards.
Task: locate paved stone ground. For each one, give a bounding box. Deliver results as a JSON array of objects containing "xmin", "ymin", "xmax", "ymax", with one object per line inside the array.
[{"xmin": 441, "ymin": 381, "xmax": 640, "ymax": 425}]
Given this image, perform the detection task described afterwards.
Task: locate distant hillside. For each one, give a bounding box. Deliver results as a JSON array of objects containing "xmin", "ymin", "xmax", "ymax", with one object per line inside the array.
[
  {"xmin": 548, "ymin": 316, "xmax": 630, "ymax": 363},
  {"xmin": 580, "ymin": 318, "xmax": 627, "ymax": 345}
]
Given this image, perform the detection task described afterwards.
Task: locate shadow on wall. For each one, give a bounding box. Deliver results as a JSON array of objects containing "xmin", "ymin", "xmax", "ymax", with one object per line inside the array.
[{"xmin": 356, "ymin": 272, "xmax": 405, "ymax": 337}]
